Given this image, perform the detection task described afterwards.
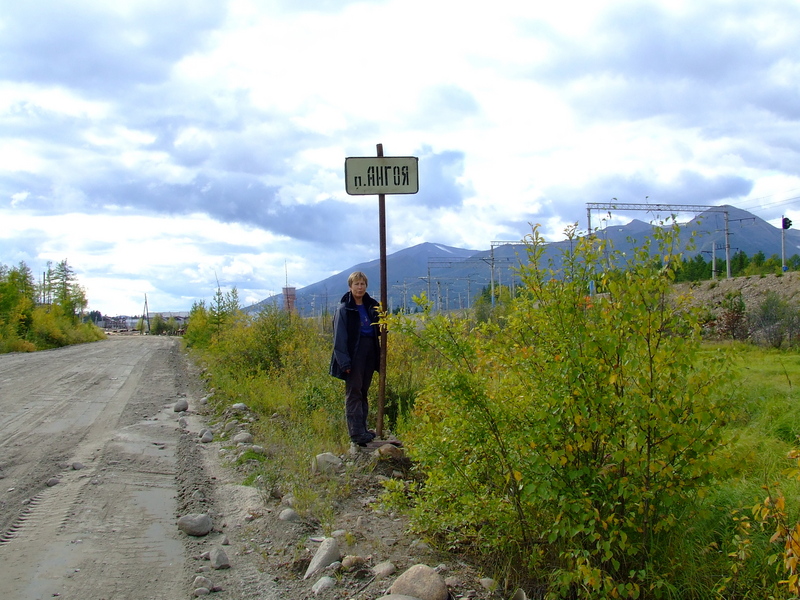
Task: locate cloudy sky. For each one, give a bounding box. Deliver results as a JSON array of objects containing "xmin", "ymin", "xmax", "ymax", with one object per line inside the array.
[{"xmin": 2, "ymin": 0, "xmax": 800, "ymax": 315}]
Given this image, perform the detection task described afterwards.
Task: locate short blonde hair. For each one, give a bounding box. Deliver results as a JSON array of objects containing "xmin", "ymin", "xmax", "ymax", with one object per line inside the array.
[{"xmin": 348, "ymin": 271, "xmax": 368, "ymax": 287}]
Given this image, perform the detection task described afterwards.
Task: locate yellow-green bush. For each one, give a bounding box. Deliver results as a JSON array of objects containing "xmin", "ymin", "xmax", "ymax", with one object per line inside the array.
[{"xmin": 391, "ymin": 223, "xmax": 743, "ymax": 598}]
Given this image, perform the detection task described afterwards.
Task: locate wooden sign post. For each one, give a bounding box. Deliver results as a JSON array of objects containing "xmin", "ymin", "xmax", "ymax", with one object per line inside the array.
[{"xmin": 345, "ymin": 145, "xmax": 419, "ymax": 436}]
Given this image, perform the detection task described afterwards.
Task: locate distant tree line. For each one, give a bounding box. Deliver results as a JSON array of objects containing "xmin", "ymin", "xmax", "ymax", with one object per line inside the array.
[
  {"xmin": 0, "ymin": 259, "xmax": 104, "ymax": 353},
  {"xmin": 673, "ymin": 249, "xmax": 800, "ymax": 282}
]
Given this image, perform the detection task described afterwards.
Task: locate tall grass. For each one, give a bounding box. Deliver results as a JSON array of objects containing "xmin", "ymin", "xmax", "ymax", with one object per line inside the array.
[{"xmin": 185, "ymin": 299, "xmax": 800, "ymax": 598}]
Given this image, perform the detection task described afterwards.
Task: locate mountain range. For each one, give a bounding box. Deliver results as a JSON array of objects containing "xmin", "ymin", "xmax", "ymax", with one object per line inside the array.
[{"xmin": 245, "ymin": 205, "xmax": 800, "ymax": 316}]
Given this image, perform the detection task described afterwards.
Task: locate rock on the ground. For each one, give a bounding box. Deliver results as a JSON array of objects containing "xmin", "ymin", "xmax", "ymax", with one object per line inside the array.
[
  {"xmin": 200, "ymin": 430, "xmax": 213, "ymax": 443},
  {"xmin": 312, "ymin": 452, "xmax": 342, "ymax": 474},
  {"xmin": 377, "ymin": 443, "xmax": 405, "ymax": 459},
  {"xmin": 304, "ymin": 537, "xmax": 340, "ymax": 580},
  {"xmin": 193, "ymin": 576, "xmax": 214, "ymax": 589},
  {"xmin": 480, "ymin": 577, "xmax": 498, "ymax": 591},
  {"xmin": 278, "ymin": 508, "xmax": 300, "ymax": 522},
  {"xmin": 341, "ymin": 555, "xmax": 366, "ymax": 570},
  {"xmin": 174, "ymin": 398, "xmax": 189, "ymax": 412},
  {"xmin": 46, "ymin": 477, "xmax": 60, "ymax": 487},
  {"xmin": 375, "ymin": 595, "xmax": 425, "ymax": 600},
  {"xmin": 312, "ymin": 576, "xmax": 336, "ymax": 595},
  {"xmin": 231, "ymin": 402, "xmax": 248, "ymax": 411},
  {"xmin": 233, "ymin": 432, "xmax": 253, "ymax": 444},
  {"xmin": 388, "ymin": 564, "xmax": 449, "ymax": 600},
  {"xmin": 209, "ymin": 547, "xmax": 230, "ymax": 569},
  {"xmin": 373, "ymin": 560, "xmax": 397, "ymax": 579},
  {"xmin": 177, "ymin": 513, "xmax": 213, "ymax": 536}
]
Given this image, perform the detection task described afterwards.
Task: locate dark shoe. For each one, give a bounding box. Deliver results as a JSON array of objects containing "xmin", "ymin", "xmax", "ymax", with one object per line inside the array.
[{"xmin": 351, "ymin": 435, "xmax": 373, "ymax": 447}]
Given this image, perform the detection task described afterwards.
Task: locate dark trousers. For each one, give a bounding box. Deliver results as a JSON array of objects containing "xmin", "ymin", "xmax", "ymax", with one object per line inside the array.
[{"xmin": 345, "ymin": 337, "xmax": 376, "ymax": 441}]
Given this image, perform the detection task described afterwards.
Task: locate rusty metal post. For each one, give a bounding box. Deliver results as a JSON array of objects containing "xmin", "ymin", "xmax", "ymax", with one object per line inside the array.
[{"xmin": 376, "ymin": 143, "xmax": 388, "ymax": 438}]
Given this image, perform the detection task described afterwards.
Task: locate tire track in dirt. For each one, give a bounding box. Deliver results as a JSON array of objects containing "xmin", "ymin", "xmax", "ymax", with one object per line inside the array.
[{"xmin": 0, "ymin": 336, "xmax": 189, "ymax": 600}]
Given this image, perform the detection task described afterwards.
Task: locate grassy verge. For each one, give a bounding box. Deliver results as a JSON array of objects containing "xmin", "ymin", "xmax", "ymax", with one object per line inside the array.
[{"xmin": 185, "ymin": 296, "xmax": 800, "ymax": 598}]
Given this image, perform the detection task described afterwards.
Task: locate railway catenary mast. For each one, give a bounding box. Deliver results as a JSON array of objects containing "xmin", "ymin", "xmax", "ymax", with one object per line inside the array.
[{"xmin": 586, "ymin": 202, "xmax": 732, "ymax": 278}]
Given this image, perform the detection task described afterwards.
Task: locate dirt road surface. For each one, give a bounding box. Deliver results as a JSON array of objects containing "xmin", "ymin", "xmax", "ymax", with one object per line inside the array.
[
  {"xmin": 0, "ymin": 336, "xmax": 472, "ymax": 600},
  {"xmin": 0, "ymin": 336, "xmax": 200, "ymax": 600}
]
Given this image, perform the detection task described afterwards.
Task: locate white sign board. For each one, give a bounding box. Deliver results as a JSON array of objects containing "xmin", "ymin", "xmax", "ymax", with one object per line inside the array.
[{"xmin": 345, "ymin": 156, "xmax": 419, "ymax": 195}]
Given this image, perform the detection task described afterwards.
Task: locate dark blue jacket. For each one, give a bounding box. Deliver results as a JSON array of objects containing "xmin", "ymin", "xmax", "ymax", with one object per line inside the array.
[{"xmin": 329, "ymin": 291, "xmax": 381, "ymax": 380}]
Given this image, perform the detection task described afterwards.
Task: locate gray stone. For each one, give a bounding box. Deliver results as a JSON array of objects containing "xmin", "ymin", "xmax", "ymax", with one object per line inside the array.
[
  {"xmin": 46, "ymin": 477, "xmax": 60, "ymax": 487},
  {"xmin": 173, "ymin": 398, "xmax": 189, "ymax": 412},
  {"xmin": 71, "ymin": 462, "xmax": 85, "ymax": 470},
  {"xmin": 375, "ymin": 596, "xmax": 424, "ymax": 600},
  {"xmin": 372, "ymin": 560, "xmax": 397, "ymax": 579},
  {"xmin": 192, "ymin": 576, "xmax": 214, "ymax": 589},
  {"xmin": 312, "ymin": 452, "xmax": 342, "ymax": 474},
  {"xmin": 209, "ymin": 547, "xmax": 230, "ymax": 569},
  {"xmin": 233, "ymin": 432, "xmax": 254, "ymax": 444},
  {"xmin": 480, "ymin": 578, "xmax": 498, "ymax": 591},
  {"xmin": 304, "ymin": 537, "xmax": 340, "ymax": 580},
  {"xmin": 278, "ymin": 508, "xmax": 300, "ymax": 522},
  {"xmin": 177, "ymin": 513, "xmax": 213, "ymax": 536},
  {"xmin": 231, "ymin": 402, "xmax": 248, "ymax": 411},
  {"xmin": 389, "ymin": 564, "xmax": 449, "ymax": 600},
  {"xmin": 200, "ymin": 430, "xmax": 214, "ymax": 443},
  {"xmin": 312, "ymin": 576, "xmax": 336, "ymax": 595},
  {"xmin": 193, "ymin": 588, "xmax": 210, "ymax": 597}
]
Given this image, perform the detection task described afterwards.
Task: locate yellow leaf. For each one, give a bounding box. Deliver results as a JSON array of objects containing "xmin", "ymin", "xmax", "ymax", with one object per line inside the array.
[{"xmin": 513, "ymin": 470, "xmax": 523, "ymax": 482}]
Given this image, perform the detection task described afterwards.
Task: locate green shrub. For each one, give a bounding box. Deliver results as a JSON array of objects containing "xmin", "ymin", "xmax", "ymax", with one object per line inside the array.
[
  {"xmin": 395, "ymin": 221, "xmax": 733, "ymax": 598},
  {"xmin": 748, "ymin": 291, "xmax": 800, "ymax": 349},
  {"xmin": 718, "ymin": 291, "xmax": 748, "ymax": 341}
]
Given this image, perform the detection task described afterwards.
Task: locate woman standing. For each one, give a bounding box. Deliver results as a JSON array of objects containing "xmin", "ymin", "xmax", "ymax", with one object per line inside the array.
[{"xmin": 329, "ymin": 271, "xmax": 381, "ymax": 446}]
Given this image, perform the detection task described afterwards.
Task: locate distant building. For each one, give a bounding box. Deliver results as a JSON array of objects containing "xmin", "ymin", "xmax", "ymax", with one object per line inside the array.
[
  {"xmin": 147, "ymin": 311, "xmax": 190, "ymax": 322},
  {"xmin": 282, "ymin": 287, "xmax": 296, "ymax": 312},
  {"xmin": 99, "ymin": 312, "xmax": 190, "ymax": 332}
]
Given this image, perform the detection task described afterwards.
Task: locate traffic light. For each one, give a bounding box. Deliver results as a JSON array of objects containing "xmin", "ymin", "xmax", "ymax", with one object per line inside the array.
[{"xmin": 783, "ymin": 217, "xmax": 793, "ymax": 230}]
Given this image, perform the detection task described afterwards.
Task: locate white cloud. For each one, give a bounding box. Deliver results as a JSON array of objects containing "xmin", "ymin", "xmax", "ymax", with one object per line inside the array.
[{"xmin": 2, "ymin": 0, "xmax": 800, "ymax": 314}]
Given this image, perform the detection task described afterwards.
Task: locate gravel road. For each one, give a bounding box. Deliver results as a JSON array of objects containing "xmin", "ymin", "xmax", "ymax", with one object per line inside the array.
[
  {"xmin": 0, "ymin": 335, "xmax": 493, "ymax": 600},
  {"xmin": 0, "ymin": 336, "xmax": 195, "ymax": 600}
]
